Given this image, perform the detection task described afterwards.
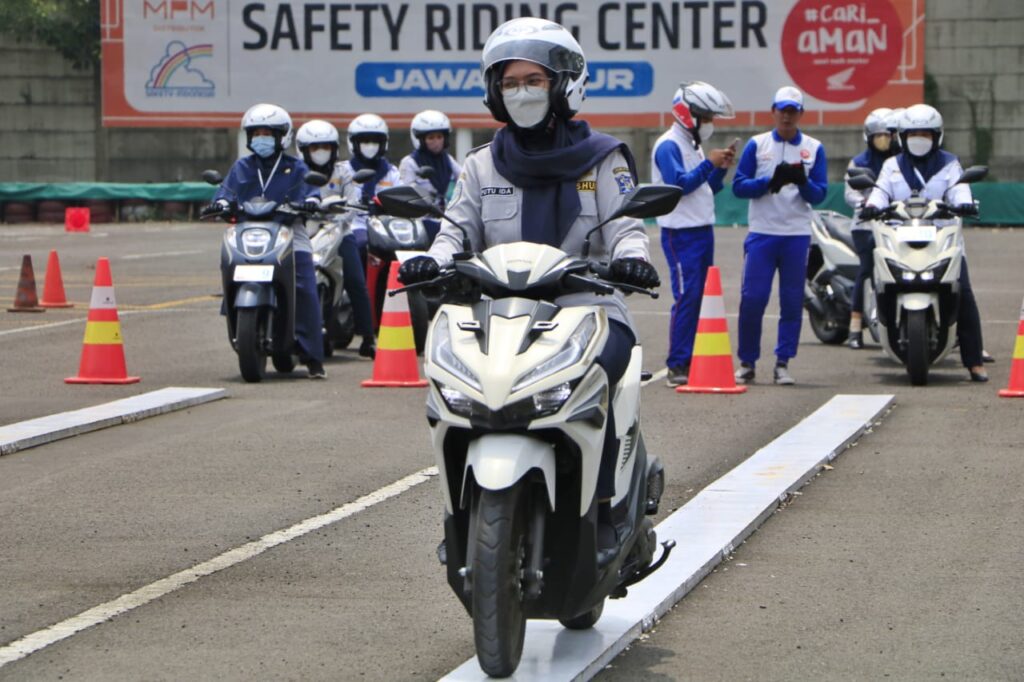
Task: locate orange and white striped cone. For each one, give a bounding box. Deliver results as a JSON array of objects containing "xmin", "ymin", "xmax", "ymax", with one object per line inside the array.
[
  {"xmin": 361, "ymin": 260, "xmax": 428, "ymax": 388},
  {"xmin": 998, "ymin": 296, "xmax": 1024, "ymax": 398},
  {"xmin": 676, "ymin": 266, "xmax": 747, "ymax": 394},
  {"xmin": 65, "ymin": 257, "xmax": 140, "ymax": 384}
]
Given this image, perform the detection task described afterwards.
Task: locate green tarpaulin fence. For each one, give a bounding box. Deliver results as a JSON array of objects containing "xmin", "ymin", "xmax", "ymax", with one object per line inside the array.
[{"xmin": 1, "ymin": 182, "xmax": 1021, "ymax": 225}]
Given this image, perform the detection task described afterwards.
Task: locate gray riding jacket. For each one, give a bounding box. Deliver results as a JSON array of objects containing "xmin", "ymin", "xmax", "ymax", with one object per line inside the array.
[{"xmin": 427, "ymin": 145, "xmax": 650, "ymax": 328}]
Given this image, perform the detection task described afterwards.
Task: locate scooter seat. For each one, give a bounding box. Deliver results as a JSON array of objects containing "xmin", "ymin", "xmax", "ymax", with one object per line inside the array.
[{"xmin": 819, "ymin": 211, "xmax": 857, "ymax": 252}]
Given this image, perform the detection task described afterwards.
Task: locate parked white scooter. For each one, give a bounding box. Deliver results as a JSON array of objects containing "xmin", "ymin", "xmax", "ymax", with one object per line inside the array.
[
  {"xmin": 376, "ymin": 183, "xmax": 681, "ymax": 678},
  {"xmin": 848, "ymin": 166, "xmax": 987, "ymax": 385}
]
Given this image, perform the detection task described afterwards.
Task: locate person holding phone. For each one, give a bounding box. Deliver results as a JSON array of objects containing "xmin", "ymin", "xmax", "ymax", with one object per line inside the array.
[{"xmin": 651, "ymin": 81, "xmax": 737, "ymax": 387}]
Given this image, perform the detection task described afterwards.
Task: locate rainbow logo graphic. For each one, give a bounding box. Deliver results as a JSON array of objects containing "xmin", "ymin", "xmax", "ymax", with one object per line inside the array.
[{"xmin": 145, "ymin": 41, "xmax": 214, "ymax": 97}]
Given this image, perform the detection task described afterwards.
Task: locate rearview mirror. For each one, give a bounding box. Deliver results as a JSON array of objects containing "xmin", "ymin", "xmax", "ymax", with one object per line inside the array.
[
  {"xmin": 305, "ymin": 171, "xmax": 328, "ymax": 187},
  {"xmin": 847, "ymin": 175, "xmax": 875, "ymax": 191},
  {"xmin": 613, "ymin": 185, "xmax": 684, "ymax": 220},
  {"xmin": 201, "ymin": 169, "xmax": 223, "ymax": 186},
  {"xmin": 375, "ymin": 185, "xmax": 441, "ymax": 219},
  {"xmin": 416, "ymin": 166, "xmax": 435, "ymax": 179},
  {"xmin": 846, "ymin": 166, "xmax": 875, "ymax": 180},
  {"xmin": 353, "ymin": 168, "xmax": 377, "ymax": 184},
  {"xmin": 956, "ymin": 165, "xmax": 988, "ymax": 185}
]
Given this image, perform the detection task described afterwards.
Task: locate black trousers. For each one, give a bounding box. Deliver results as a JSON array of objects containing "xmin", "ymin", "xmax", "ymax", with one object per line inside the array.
[
  {"xmin": 958, "ymin": 259, "xmax": 984, "ymax": 368},
  {"xmin": 595, "ymin": 319, "xmax": 636, "ymax": 499}
]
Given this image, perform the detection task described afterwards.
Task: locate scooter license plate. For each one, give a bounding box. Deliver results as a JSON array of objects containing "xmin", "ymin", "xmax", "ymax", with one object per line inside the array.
[
  {"xmin": 896, "ymin": 225, "xmax": 936, "ymax": 242},
  {"xmin": 233, "ymin": 265, "xmax": 275, "ymax": 282}
]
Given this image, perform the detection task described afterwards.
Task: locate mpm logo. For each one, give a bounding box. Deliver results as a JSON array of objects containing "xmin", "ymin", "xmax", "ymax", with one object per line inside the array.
[{"xmin": 143, "ymin": 0, "xmax": 215, "ymax": 21}]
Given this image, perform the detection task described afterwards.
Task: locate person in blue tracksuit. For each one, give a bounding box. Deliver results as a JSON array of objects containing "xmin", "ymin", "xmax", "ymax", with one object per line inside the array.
[
  {"xmin": 731, "ymin": 86, "xmax": 828, "ymax": 385},
  {"xmin": 207, "ymin": 103, "xmax": 326, "ymax": 378},
  {"xmin": 651, "ymin": 81, "xmax": 737, "ymax": 387}
]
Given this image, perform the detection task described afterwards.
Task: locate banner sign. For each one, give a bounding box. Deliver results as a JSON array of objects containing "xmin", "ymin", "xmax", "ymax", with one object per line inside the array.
[{"xmin": 101, "ymin": 0, "xmax": 925, "ymax": 128}]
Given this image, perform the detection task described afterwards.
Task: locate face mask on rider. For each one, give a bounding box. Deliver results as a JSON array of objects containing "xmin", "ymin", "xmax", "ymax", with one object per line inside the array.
[
  {"xmin": 359, "ymin": 142, "xmax": 380, "ymax": 159},
  {"xmin": 309, "ymin": 149, "xmax": 332, "ymax": 167},
  {"xmin": 503, "ymin": 86, "xmax": 550, "ymax": 129},
  {"xmin": 871, "ymin": 134, "xmax": 892, "ymax": 153},
  {"xmin": 698, "ymin": 122, "xmax": 714, "ymax": 143},
  {"xmin": 250, "ymin": 135, "xmax": 277, "ymax": 158},
  {"xmin": 906, "ymin": 136, "xmax": 933, "ymax": 158}
]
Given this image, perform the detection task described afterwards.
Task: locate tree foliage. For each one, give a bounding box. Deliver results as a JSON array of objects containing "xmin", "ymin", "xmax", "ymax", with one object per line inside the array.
[{"xmin": 0, "ymin": 0, "xmax": 100, "ymax": 69}]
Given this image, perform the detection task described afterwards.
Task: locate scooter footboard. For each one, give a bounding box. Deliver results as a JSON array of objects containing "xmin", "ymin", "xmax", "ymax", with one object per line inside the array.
[{"xmin": 462, "ymin": 434, "xmax": 556, "ymax": 511}]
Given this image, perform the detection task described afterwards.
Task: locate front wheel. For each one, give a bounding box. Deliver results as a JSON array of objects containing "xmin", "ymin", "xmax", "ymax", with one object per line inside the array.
[
  {"xmin": 807, "ymin": 305, "xmax": 848, "ymax": 345},
  {"xmin": 236, "ymin": 308, "xmax": 266, "ymax": 383},
  {"xmin": 472, "ymin": 485, "xmax": 529, "ymax": 678},
  {"xmin": 905, "ymin": 309, "xmax": 930, "ymax": 386}
]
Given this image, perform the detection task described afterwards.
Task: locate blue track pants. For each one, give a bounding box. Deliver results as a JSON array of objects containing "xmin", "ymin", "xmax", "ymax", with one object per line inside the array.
[{"xmin": 661, "ymin": 226, "xmax": 715, "ymax": 369}]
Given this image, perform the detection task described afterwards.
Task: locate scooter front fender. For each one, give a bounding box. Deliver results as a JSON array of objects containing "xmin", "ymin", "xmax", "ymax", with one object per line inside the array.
[
  {"xmin": 463, "ymin": 434, "xmax": 556, "ymax": 511},
  {"xmin": 234, "ymin": 283, "xmax": 276, "ymax": 309},
  {"xmin": 896, "ymin": 292, "xmax": 938, "ymax": 324}
]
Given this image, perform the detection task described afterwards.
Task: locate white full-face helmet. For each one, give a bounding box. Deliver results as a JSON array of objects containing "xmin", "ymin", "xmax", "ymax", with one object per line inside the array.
[
  {"xmin": 296, "ymin": 119, "xmax": 340, "ymax": 169},
  {"xmin": 671, "ymin": 81, "xmax": 734, "ymax": 142},
  {"xmin": 410, "ymin": 110, "xmax": 452, "ymax": 151},
  {"xmin": 899, "ymin": 104, "xmax": 944, "ymax": 155},
  {"xmin": 481, "ymin": 18, "xmax": 587, "ymax": 126},
  {"xmin": 241, "ymin": 103, "xmax": 293, "ymax": 153},
  {"xmin": 347, "ymin": 113, "xmax": 389, "ymax": 159},
  {"xmin": 863, "ymin": 107, "xmax": 893, "ymax": 141}
]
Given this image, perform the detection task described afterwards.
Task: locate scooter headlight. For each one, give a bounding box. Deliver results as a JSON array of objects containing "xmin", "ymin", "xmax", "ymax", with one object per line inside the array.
[
  {"xmin": 241, "ymin": 228, "xmax": 272, "ymax": 257},
  {"xmin": 919, "ymin": 258, "xmax": 950, "ymax": 282},
  {"xmin": 439, "ymin": 384, "xmax": 475, "ymax": 417},
  {"xmin": 432, "ymin": 313, "xmax": 481, "ymax": 391},
  {"xmin": 531, "ymin": 382, "xmax": 572, "ymax": 413},
  {"xmin": 438, "ymin": 380, "xmax": 573, "ymax": 421},
  {"xmin": 388, "ymin": 219, "xmax": 415, "ymax": 243},
  {"xmin": 512, "ymin": 314, "xmax": 597, "ymax": 392}
]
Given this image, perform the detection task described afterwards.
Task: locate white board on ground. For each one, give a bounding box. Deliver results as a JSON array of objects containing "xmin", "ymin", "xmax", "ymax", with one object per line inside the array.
[{"xmin": 441, "ymin": 393, "xmax": 895, "ymax": 681}]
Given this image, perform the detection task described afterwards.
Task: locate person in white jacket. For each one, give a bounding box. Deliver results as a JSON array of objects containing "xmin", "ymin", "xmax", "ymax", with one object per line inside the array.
[
  {"xmin": 397, "ymin": 17, "xmax": 657, "ymax": 563},
  {"xmin": 398, "ymin": 110, "xmax": 462, "ymax": 242},
  {"xmin": 861, "ymin": 103, "xmax": 989, "ymax": 381}
]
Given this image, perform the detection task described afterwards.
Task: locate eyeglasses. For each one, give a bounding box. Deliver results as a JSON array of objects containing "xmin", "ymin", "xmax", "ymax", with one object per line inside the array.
[{"xmin": 499, "ymin": 75, "xmax": 552, "ymax": 93}]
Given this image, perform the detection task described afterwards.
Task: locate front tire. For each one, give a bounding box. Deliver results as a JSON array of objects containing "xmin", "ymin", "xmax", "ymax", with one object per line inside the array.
[
  {"xmin": 808, "ymin": 305, "xmax": 849, "ymax": 345},
  {"xmin": 236, "ymin": 308, "xmax": 266, "ymax": 383},
  {"xmin": 906, "ymin": 309, "xmax": 930, "ymax": 386},
  {"xmin": 472, "ymin": 486, "xmax": 529, "ymax": 678}
]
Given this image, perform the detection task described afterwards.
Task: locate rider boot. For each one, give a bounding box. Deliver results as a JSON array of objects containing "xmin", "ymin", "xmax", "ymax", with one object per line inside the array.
[{"xmin": 848, "ymin": 330, "xmax": 863, "ymax": 349}]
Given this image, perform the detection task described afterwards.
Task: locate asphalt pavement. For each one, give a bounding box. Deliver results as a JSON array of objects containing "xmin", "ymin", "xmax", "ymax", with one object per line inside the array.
[{"xmin": 1, "ymin": 221, "xmax": 1022, "ymax": 680}]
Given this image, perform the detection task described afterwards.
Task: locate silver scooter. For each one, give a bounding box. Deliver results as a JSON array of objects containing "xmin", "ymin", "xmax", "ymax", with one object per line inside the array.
[{"xmin": 848, "ymin": 166, "xmax": 987, "ymax": 385}]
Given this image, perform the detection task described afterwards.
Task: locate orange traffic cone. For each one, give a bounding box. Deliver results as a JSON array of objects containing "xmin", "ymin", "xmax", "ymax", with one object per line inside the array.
[
  {"xmin": 998, "ymin": 296, "xmax": 1024, "ymax": 398},
  {"xmin": 7, "ymin": 254, "xmax": 45, "ymax": 312},
  {"xmin": 40, "ymin": 250, "xmax": 73, "ymax": 308},
  {"xmin": 362, "ymin": 260, "xmax": 428, "ymax": 388},
  {"xmin": 65, "ymin": 207, "xmax": 90, "ymax": 232},
  {"xmin": 65, "ymin": 257, "xmax": 139, "ymax": 384},
  {"xmin": 676, "ymin": 266, "xmax": 747, "ymax": 394}
]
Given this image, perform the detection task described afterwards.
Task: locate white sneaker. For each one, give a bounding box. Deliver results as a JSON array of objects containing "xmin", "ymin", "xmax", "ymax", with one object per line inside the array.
[
  {"xmin": 773, "ymin": 365, "xmax": 795, "ymax": 385},
  {"xmin": 734, "ymin": 363, "xmax": 755, "ymax": 384}
]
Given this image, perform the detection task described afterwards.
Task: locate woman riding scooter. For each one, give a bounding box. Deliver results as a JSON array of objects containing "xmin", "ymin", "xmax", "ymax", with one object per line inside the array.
[
  {"xmin": 398, "ymin": 17, "xmax": 659, "ymax": 561},
  {"xmin": 205, "ymin": 103, "xmax": 326, "ymax": 378},
  {"xmin": 860, "ymin": 104, "xmax": 988, "ymax": 382},
  {"xmin": 399, "ymin": 110, "xmax": 462, "ymax": 242},
  {"xmin": 296, "ymin": 119, "xmax": 376, "ymax": 358},
  {"xmin": 844, "ymin": 107, "xmax": 897, "ymax": 349}
]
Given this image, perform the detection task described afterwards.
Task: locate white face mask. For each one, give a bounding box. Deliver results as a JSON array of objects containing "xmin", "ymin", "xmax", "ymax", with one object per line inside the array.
[
  {"xmin": 906, "ymin": 136, "xmax": 933, "ymax": 158},
  {"xmin": 310, "ymin": 149, "xmax": 332, "ymax": 167},
  {"xmin": 698, "ymin": 122, "xmax": 714, "ymax": 143},
  {"xmin": 359, "ymin": 142, "xmax": 380, "ymax": 159},
  {"xmin": 503, "ymin": 86, "xmax": 550, "ymax": 129}
]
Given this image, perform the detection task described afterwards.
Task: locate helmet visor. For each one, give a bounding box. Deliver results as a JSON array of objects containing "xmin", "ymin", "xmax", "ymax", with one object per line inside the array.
[{"xmin": 483, "ymin": 39, "xmax": 585, "ymax": 76}]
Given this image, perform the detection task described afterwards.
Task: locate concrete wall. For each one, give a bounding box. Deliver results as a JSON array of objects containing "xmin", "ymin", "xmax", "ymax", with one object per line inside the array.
[{"xmin": 1, "ymin": 0, "xmax": 1021, "ymax": 184}]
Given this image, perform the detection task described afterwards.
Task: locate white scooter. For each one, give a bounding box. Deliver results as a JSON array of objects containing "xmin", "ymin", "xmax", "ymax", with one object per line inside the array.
[
  {"xmin": 376, "ymin": 183, "xmax": 681, "ymax": 678},
  {"xmin": 848, "ymin": 166, "xmax": 987, "ymax": 385}
]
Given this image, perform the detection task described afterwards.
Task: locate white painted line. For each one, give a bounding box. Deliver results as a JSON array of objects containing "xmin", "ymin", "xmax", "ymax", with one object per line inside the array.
[
  {"xmin": 0, "ymin": 467, "xmax": 438, "ymax": 668},
  {"xmin": 441, "ymin": 393, "xmax": 894, "ymax": 681},
  {"xmin": 0, "ymin": 387, "xmax": 227, "ymax": 457},
  {"xmin": 0, "ymin": 308, "xmax": 206, "ymax": 339},
  {"xmin": 120, "ymin": 249, "xmax": 204, "ymax": 260}
]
